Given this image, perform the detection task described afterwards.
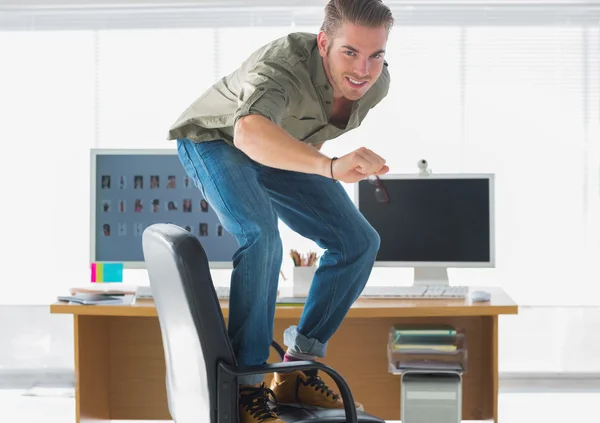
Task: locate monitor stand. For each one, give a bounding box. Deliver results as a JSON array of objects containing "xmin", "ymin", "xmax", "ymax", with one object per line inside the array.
[{"xmin": 413, "ymin": 267, "xmax": 449, "ymax": 286}]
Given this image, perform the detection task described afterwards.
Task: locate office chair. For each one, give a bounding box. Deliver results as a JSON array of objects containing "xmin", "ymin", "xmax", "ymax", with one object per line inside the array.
[{"xmin": 142, "ymin": 223, "xmax": 386, "ymax": 423}]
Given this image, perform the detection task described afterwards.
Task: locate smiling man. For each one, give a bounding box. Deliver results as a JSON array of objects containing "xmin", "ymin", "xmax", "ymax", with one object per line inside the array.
[{"xmin": 167, "ymin": 1, "xmax": 394, "ymax": 422}]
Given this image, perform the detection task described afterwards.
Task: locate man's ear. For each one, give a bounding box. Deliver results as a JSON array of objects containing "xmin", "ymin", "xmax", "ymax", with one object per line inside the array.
[{"xmin": 317, "ymin": 31, "xmax": 328, "ymax": 57}]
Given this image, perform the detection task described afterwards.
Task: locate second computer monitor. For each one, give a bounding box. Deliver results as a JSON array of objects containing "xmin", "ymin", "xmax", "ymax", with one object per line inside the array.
[
  {"xmin": 356, "ymin": 173, "xmax": 495, "ymax": 285},
  {"xmin": 91, "ymin": 149, "xmax": 240, "ymax": 268}
]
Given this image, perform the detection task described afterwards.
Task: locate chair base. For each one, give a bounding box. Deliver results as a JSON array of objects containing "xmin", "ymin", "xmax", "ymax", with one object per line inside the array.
[{"xmin": 276, "ymin": 404, "xmax": 385, "ymax": 423}]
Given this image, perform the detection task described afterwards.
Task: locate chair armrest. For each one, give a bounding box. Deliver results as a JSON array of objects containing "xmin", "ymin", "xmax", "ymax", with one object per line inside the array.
[
  {"xmin": 218, "ymin": 361, "xmax": 357, "ymax": 423},
  {"xmin": 271, "ymin": 340, "xmax": 285, "ymax": 360}
]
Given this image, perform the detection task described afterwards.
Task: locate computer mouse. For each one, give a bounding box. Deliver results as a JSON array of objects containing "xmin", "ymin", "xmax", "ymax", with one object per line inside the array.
[{"xmin": 470, "ymin": 290, "xmax": 491, "ymax": 302}]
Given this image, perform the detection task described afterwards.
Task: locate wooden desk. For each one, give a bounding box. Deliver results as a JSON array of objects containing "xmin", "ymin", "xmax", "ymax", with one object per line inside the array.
[{"xmin": 50, "ymin": 287, "xmax": 518, "ymax": 423}]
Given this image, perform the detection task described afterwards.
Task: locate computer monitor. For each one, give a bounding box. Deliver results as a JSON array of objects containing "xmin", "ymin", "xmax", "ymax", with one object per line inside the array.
[
  {"xmin": 355, "ymin": 173, "xmax": 495, "ymax": 286},
  {"xmin": 90, "ymin": 149, "xmax": 239, "ymax": 269}
]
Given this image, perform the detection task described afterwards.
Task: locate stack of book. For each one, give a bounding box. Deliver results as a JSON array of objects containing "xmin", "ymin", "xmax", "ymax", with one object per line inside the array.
[
  {"xmin": 387, "ymin": 324, "xmax": 466, "ymax": 374},
  {"xmin": 57, "ymin": 292, "xmax": 136, "ymax": 305},
  {"xmin": 57, "ymin": 285, "xmax": 138, "ymax": 305}
]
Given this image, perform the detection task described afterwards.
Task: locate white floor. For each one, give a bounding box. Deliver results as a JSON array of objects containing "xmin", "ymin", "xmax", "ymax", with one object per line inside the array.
[{"xmin": 1, "ymin": 384, "xmax": 599, "ymax": 423}]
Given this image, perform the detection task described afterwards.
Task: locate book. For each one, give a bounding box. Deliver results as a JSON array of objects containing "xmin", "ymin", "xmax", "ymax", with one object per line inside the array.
[
  {"xmin": 396, "ymin": 360, "xmax": 463, "ymax": 372},
  {"xmin": 57, "ymin": 293, "xmax": 126, "ymax": 305},
  {"xmin": 392, "ymin": 325, "xmax": 457, "ymax": 344},
  {"xmin": 70, "ymin": 287, "xmax": 136, "ymax": 295},
  {"xmin": 392, "ymin": 343, "xmax": 458, "ymax": 352},
  {"xmin": 392, "ymin": 323, "xmax": 457, "ymax": 336}
]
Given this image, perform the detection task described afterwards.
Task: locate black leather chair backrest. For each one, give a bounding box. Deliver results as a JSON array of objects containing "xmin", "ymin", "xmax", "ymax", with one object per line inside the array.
[{"xmin": 142, "ymin": 223, "xmax": 237, "ymax": 423}]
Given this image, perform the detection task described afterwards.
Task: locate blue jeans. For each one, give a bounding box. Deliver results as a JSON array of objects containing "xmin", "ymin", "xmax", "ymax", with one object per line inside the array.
[{"xmin": 176, "ymin": 138, "xmax": 380, "ymax": 385}]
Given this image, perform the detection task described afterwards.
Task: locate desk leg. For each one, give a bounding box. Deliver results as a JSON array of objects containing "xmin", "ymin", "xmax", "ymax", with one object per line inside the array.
[
  {"xmin": 74, "ymin": 315, "xmax": 110, "ymax": 423},
  {"xmin": 483, "ymin": 316, "xmax": 499, "ymax": 423}
]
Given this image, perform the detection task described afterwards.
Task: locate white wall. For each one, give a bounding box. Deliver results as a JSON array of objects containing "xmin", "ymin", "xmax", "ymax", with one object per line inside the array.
[{"xmin": 0, "ymin": 306, "xmax": 73, "ymax": 372}]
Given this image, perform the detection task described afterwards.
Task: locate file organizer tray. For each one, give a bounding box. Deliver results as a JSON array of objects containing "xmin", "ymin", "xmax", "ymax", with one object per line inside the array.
[{"xmin": 387, "ymin": 324, "xmax": 467, "ymax": 375}]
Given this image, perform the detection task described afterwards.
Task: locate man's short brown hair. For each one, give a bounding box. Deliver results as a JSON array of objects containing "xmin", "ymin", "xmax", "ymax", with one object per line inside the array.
[{"xmin": 320, "ymin": 0, "xmax": 394, "ymax": 37}]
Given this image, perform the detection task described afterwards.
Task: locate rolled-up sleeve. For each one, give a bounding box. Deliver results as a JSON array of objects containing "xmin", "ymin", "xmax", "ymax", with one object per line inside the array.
[{"xmin": 233, "ymin": 59, "xmax": 301, "ymax": 127}]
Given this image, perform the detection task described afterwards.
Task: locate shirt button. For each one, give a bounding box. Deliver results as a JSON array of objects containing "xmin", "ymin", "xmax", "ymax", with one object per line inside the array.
[
  {"xmin": 326, "ymin": 101, "xmax": 331, "ymax": 104},
  {"xmin": 324, "ymin": 86, "xmax": 329, "ymax": 90}
]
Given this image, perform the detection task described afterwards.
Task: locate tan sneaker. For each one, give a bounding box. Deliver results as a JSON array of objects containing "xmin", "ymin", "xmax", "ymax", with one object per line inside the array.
[
  {"xmin": 239, "ymin": 383, "xmax": 285, "ymax": 423},
  {"xmin": 270, "ymin": 369, "xmax": 364, "ymax": 411}
]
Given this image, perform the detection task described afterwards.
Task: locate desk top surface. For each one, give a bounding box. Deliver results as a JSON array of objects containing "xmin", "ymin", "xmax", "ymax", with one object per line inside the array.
[{"xmin": 50, "ymin": 286, "xmax": 518, "ymax": 318}]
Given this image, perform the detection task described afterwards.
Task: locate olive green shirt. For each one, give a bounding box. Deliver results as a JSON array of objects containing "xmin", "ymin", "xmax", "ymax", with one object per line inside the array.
[{"xmin": 167, "ymin": 32, "xmax": 390, "ymax": 147}]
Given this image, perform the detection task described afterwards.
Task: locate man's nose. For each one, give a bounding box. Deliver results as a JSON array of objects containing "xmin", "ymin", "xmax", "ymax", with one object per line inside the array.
[{"xmin": 353, "ymin": 59, "xmax": 370, "ymax": 77}]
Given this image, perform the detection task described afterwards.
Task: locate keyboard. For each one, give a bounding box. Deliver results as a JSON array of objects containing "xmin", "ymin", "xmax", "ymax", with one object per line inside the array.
[
  {"xmin": 135, "ymin": 285, "xmax": 153, "ymax": 299},
  {"xmin": 135, "ymin": 286, "xmax": 231, "ymax": 299},
  {"xmin": 139, "ymin": 285, "xmax": 467, "ymax": 300},
  {"xmin": 360, "ymin": 285, "xmax": 469, "ymax": 299},
  {"xmin": 215, "ymin": 286, "xmax": 230, "ymax": 299}
]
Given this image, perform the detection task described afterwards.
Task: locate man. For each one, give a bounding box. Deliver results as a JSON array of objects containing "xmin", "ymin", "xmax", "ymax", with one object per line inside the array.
[{"xmin": 167, "ymin": 1, "xmax": 393, "ymax": 421}]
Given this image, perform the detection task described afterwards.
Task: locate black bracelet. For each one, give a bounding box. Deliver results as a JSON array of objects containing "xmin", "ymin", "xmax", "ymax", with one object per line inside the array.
[{"xmin": 330, "ymin": 156, "xmax": 338, "ymax": 183}]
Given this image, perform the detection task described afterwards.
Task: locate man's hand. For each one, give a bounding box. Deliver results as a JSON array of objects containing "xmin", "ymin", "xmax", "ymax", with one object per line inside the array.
[{"xmin": 331, "ymin": 147, "xmax": 389, "ymax": 183}]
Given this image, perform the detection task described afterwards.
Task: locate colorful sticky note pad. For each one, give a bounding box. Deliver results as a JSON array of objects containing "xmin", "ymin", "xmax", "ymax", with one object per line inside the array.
[{"xmin": 91, "ymin": 262, "xmax": 124, "ymax": 283}]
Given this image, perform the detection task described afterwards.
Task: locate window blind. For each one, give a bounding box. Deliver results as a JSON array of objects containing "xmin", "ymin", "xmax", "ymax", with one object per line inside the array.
[{"xmin": 2, "ymin": 2, "xmax": 600, "ymax": 30}]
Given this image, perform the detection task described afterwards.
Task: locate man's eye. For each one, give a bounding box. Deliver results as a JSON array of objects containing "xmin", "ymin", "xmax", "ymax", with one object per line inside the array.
[{"xmin": 344, "ymin": 51, "xmax": 355, "ymax": 56}]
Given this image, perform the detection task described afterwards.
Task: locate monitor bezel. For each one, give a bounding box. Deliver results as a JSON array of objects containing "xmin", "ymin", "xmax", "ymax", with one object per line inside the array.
[
  {"xmin": 90, "ymin": 148, "xmax": 234, "ymax": 269},
  {"xmin": 354, "ymin": 172, "xmax": 496, "ymax": 268}
]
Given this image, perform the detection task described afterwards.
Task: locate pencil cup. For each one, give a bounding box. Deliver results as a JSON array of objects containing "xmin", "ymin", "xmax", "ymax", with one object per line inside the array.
[{"xmin": 293, "ymin": 266, "xmax": 316, "ymax": 297}]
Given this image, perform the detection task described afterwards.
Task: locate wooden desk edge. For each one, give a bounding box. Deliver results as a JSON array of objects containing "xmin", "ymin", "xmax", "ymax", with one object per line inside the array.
[{"xmin": 50, "ymin": 301, "xmax": 518, "ymax": 318}]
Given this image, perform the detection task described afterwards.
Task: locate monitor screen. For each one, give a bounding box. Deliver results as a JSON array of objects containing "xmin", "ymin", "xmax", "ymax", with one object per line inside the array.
[
  {"xmin": 91, "ymin": 149, "xmax": 239, "ymax": 267},
  {"xmin": 356, "ymin": 174, "xmax": 494, "ymax": 266}
]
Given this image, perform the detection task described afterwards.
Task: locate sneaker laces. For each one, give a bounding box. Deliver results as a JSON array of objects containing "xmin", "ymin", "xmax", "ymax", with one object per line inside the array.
[
  {"xmin": 302, "ymin": 371, "xmax": 340, "ymax": 400},
  {"xmin": 239, "ymin": 383, "xmax": 280, "ymax": 422}
]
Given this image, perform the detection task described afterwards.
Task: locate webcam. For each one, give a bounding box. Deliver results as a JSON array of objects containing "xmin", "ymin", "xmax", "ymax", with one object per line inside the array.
[{"xmin": 417, "ymin": 159, "xmax": 431, "ymax": 176}]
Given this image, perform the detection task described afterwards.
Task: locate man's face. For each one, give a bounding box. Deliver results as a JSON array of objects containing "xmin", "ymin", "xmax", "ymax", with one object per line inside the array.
[{"xmin": 318, "ymin": 22, "xmax": 388, "ymax": 101}]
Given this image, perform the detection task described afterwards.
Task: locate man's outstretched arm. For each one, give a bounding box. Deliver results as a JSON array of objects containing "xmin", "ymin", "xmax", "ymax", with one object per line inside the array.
[
  {"xmin": 235, "ymin": 115, "xmax": 387, "ymax": 184},
  {"xmin": 234, "ymin": 114, "xmax": 331, "ymax": 178}
]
